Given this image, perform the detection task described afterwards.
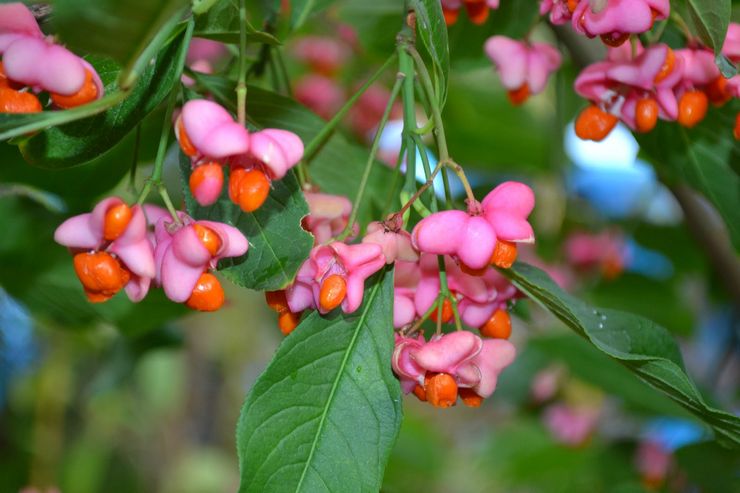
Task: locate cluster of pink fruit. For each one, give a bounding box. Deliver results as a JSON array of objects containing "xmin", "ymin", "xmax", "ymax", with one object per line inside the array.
[
  {"xmin": 0, "ymin": 3, "xmax": 103, "ymax": 113},
  {"xmin": 259, "ymin": 180, "xmax": 535, "ymax": 408},
  {"xmin": 471, "ymin": 1, "xmax": 740, "ymax": 140}
]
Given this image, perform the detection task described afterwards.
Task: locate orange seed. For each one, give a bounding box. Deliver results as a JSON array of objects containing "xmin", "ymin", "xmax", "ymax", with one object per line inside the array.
[
  {"xmin": 319, "ymin": 274, "xmax": 347, "ymax": 312},
  {"xmin": 480, "ymin": 309, "xmax": 512, "ymax": 339},
  {"xmin": 0, "ymin": 87, "xmax": 42, "ymax": 113},
  {"xmin": 677, "ymin": 90, "xmax": 708, "ymax": 128},
  {"xmin": 507, "ymin": 84, "xmax": 530, "ymax": 106},
  {"xmin": 634, "ymin": 97, "xmax": 659, "ymax": 133},
  {"xmin": 459, "ymin": 388, "xmax": 484, "ymax": 407},
  {"xmin": 192, "ymin": 223, "xmax": 222, "ymax": 256},
  {"xmin": 278, "ymin": 310, "xmax": 302, "ymax": 335},
  {"xmin": 231, "ymin": 168, "xmax": 271, "ymax": 213},
  {"xmin": 654, "ymin": 48, "xmax": 675, "ymax": 84},
  {"xmin": 490, "ymin": 240, "xmax": 518, "ymax": 268},
  {"xmin": 425, "ymin": 373, "xmax": 458, "ymax": 408},
  {"xmin": 189, "ymin": 162, "xmax": 224, "ymax": 197},
  {"xmin": 103, "ymin": 203, "xmax": 132, "ymax": 241},
  {"xmin": 176, "ymin": 116, "xmax": 198, "ymax": 157},
  {"xmin": 51, "ymin": 69, "xmax": 98, "ymax": 109},
  {"xmin": 429, "ymin": 298, "xmax": 453, "ymax": 323},
  {"xmin": 186, "ymin": 272, "xmax": 225, "ymax": 311},
  {"xmin": 73, "ymin": 251, "xmax": 130, "ymax": 301},
  {"xmin": 265, "ymin": 290, "xmax": 289, "ymax": 313},
  {"xmin": 574, "ymin": 105, "xmax": 618, "ymax": 142}
]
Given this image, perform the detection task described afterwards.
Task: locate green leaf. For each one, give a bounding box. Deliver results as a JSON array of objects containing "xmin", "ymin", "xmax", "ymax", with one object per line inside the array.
[
  {"xmin": 193, "ymin": 0, "xmax": 281, "ymax": 45},
  {"xmin": 411, "ymin": 0, "xmax": 450, "ymax": 106},
  {"xmin": 290, "ymin": 0, "xmax": 335, "ymax": 31},
  {"xmin": 636, "ymin": 104, "xmax": 740, "ymax": 250},
  {"xmin": 684, "ymin": 0, "xmax": 731, "ymax": 54},
  {"xmin": 0, "ymin": 107, "xmax": 163, "ymax": 211},
  {"xmin": 189, "ymin": 73, "xmax": 398, "ymax": 225},
  {"xmin": 501, "ymin": 262, "xmax": 740, "ymax": 447},
  {"xmin": 17, "ymin": 24, "xmax": 192, "ymax": 169},
  {"xmin": 236, "ymin": 268, "xmax": 402, "ymax": 492},
  {"xmin": 53, "ymin": 0, "xmax": 188, "ymax": 75},
  {"xmin": 179, "ymin": 155, "xmax": 314, "ymax": 291}
]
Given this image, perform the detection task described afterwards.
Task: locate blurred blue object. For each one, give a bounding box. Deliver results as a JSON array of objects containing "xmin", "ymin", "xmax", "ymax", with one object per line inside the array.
[
  {"xmin": 643, "ymin": 418, "xmax": 706, "ymax": 452},
  {"xmin": 0, "ymin": 287, "xmax": 36, "ymax": 408},
  {"xmin": 623, "ymin": 239, "xmax": 674, "ymax": 280},
  {"xmin": 565, "ymin": 123, "xmax": 682, "ymax": 224}
]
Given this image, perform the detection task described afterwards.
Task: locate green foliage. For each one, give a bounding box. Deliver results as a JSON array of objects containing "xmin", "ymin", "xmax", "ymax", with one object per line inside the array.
[
  {"xmin": 636, "ymin": 104, "xmax": 740, "ymax": 250},
  {"xmin": 193, "ymin": 0, "xmax": 280, "ymax": 45},
  {"xmin": 236, "ymin": 269, "xmax": 402, "ymax": 492},
  {"xmin": 16, "ymin": 25, "xmax": 192, "ymax": 169},
  {"xmin": 53, "ymin": 0, "xmax": 188, "ymax": 80},
  {"xmin": 502, "ymin": 262, "xmax": 740, "ymax": 447},
  {"xmin": 289, "ymin": 0, "xmax": 335, "ymax": 31},
  {"xmin": 179, "ymin": 155, "xmax": 314, "ymax": 291},
  {"xmin": 411, "ymin": 0, "xmax": 450, "ymax": 106}
]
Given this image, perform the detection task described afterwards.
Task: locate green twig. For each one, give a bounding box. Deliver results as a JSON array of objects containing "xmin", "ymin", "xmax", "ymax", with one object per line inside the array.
[
  {"xmin": 302, "ymin": 54, "xmax": 398, "ymax": 164},
  {"xmin": 236, "ymin": 0, "xmax": 249, "ymax": 126},
  {"xmin": 336, "ymin": 76, "xmax": 403, "ymax": 240}
]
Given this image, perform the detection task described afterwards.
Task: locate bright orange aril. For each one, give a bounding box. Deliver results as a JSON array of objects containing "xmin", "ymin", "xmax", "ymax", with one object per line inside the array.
[
  {"xmin": 412, "ymin": 384, "xmax": 427, "ymax": 402},
  {"xmin": 654, "ymin": 48, "xmax": 675, "ymax": 84},
  {"xmin": 429, "ymin": 298, "xmax": 453, "ymax": 323},
  {"xmin": 192, "ymin": 223, "xmax": 222, "ymax": 256},
  {"xmin": 480, "ymin": 309, "xmax": 512, "ymax": 339},
  {"xmin": 0, "ymin": 87, "xmax": 42, "ymax": 113},
  {"xmin": 319, "ymin": 274, "xmax": 347, "ymax": 312},
  {"xmin": 176, "ymin": 116, "xmax": 198, "ymax": 157},
  {"xmin": 507, "ymin": 84, "xmax": 530, "ymax": 106},
  {"xmin": 442, "ymin": 6, "xmax": 459, "ymax": 25},
  {"xmin": 677, "ymin": 90, "xmax": 708, "ymax": 128},
  {"xmin": 278, "ymin": 310, "xmax": 301, "ymax": 335},
  {"xmin": 490, "ymin": 240, "xmax": 518, "ymax": 268},
  {"xmin": 265, "ymin": 290, "xmax": 289, "ymax": 313},
  {"xmin": 103, "ymin": 203, "xmax": 132, "ymax": 241},
  {"xmin": 51, "ymin": 69, "xmax": 98, "ymax": 109},
  {"xmin": 186, "ymin": 272, "xmax": 225, "ymax": 311},
  {"xmin": 425, "ymin": 373, "xmax": 458, "ymax": 408},
  {"xmin": 189, "ymin": 162, "xmax": 223, "ymax": 196},
  {"xmin": 73, "ymin": 251, "xmax": 130, "ymax": 300},
  {"xmin": 635, "ymin": 97, "xmax": 659, "ymax": 133},
  {"xmin": 230, "ymin": 168, "xmax": 271, "ymax": 213},
  {"xmin": 574, "ymin": 105, "xmax": 618, "ymax": 142},
  {"xmin": 464, "ymin": 0, "xmax": 490, "ymax": 25},
  {"xmin": 705, "ymin": 76, "xmax": 730, "ymax": 106},
  {"xmin": 459, "ymin": 388, "xmax": 484, "ymax": 407}
]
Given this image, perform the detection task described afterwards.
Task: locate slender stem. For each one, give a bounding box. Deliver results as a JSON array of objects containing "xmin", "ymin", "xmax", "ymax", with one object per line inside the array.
[
  {"xmin": 274, "ymin": 46, "xmax": 294, "ymax": 97},
  {"xmin": 399, "ymin": 44, "xmax": 418, "ymax": 198},
  {"xmin": 411, "ymin": 133, "xmax": 439, "ymax": 213},
  {"xmin": 436, "ymin": 256, "xmax": 462, "ymax": 331},
  {"xmin": 158, "ymin": 185, "xmax": 181, "ymax": 221},
  {"xmin": 407, "ymin": 47, "xmax": 448, "ymax": 160},
  {"xmin": 236, "ymin": 0, "xmax": 248, "ymax": 126},
  {"xmin": 136, "ymin": 89, "xmax": 180, "ymax": 225},
  {"xmin": 128, "ymin": 124, "xmax": 142, "ymax": 192},
  {"xmin": 406, "ymin": 297, "xmax": 441, "ymax": 335},
  {"xmin": 407, "ymin": 46, "xmax": 462, "ymax": 207},
  {"xmin": 302, "ymin": 53, "xmax": 398, "ymax": 164},
  {"xmin": 381, "ymin": 140, "xmax": 407, "ymax": 216},
  {"xmin": 337, "ymin": 77, "xmax": 403, "ymax": 239}
]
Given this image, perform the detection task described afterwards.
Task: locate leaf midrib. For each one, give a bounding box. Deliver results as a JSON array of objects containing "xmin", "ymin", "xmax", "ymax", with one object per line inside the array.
[{"xmin": 293, "ymin": 268, "xmax": 386, "ymax": 492}]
